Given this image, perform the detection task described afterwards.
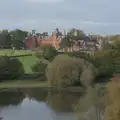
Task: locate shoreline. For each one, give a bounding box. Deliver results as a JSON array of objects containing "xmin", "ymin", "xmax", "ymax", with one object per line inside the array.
[{"xmin": 0, "ymin": 80, "xmax": 84, "ymax": 92}]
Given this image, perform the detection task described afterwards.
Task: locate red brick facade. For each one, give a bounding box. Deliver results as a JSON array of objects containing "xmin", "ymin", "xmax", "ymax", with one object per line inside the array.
[{"xmin": 26, "ymin": 33, "xmax": 61, "ymax": 49}]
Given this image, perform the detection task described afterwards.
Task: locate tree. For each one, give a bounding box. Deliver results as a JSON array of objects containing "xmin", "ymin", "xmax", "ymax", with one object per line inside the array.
[
  {"xmin": 94, "ymin": 50, "xmax": 115, "ymax": 77},
  {"xmin": 60, "ymin": 34, "xmax": 72, "ymax": 49},
  {"xmin": 60, "ymin": 28, "xmax": 86, "ymax": 48},
  {"xmin": 10, "ymin": 29, "xmax": 28, "ymax": 49},
  {"xmin": 46, "ymin": 55, "xmax": 97, "ymax": 87},
  {"xmin": 68, "ymin": 28, "xmax": 86, "ymax": 40},
  {"xmin": 105, "ymin": 80, "xmax": 120, "ymax": 120},
  {"xmin": 88, "ymin": 34, "xmax": 98, "ymax": 41},
  {"xmin": 0, "ymin": 30, "xmax": 12, "ymax": 49}
]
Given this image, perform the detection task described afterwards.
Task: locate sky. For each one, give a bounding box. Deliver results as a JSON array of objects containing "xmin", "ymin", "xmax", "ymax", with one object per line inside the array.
[{"xmin": 0, "ymin": 0, "xmax": 120, "ymax": 35}]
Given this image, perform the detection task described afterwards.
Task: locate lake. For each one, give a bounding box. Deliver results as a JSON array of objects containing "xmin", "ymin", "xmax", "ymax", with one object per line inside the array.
[{"xmin": 0, "ymin": 88, "xmax": 82, "ymax": 120}]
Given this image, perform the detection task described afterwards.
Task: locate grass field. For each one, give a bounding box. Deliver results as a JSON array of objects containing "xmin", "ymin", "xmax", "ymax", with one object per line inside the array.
[
  {"xmin": 0, "ymin": 50, "xmax": 33, "ymax": 56},
  {"xmin": 19, "ymin": 56, "xmax": 39, "ymax": 74},
  {"xmin": 0, "ymin": 80, "xmax": 49, "ymax": 89},
  {"xmin": 0, "ymin": 50, "xmax": 40, "ymax": 74}
]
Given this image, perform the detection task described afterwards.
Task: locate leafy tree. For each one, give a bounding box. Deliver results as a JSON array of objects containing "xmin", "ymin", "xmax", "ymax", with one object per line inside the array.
[
  {"xmin": 10, "ymin": 29, "xmax": 28, "ymax": 49},
  {"xmin": 46, "ymin": 55, "xmax": 97, "ymax": 87},
  {"xmin": 68, "ymin": 28, "xmax": 86, "ymax": 40},
  {"xmin": 0, "ymin": 30, "xmax": 11, "ymax": 48},
  {"xmin": 94, "ymin": 50, "xmax": 115, "ymax": 77},
  {"xmin": 88, "ymin": 34, "xmax": 98, "ymax": 40},
  {"xmin": 105, "ymin": 80, "xmax": 120, "ymax": 120},
  {"xmin": 60, "ymin": 35, "xmax": 72, "ymax": 49},
  {"xmin": 60, "ymin": 28, "xmax": 86, "ymax": 48}
]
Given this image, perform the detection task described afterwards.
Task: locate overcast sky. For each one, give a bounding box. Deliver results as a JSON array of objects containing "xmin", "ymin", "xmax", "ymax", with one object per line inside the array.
[{"xmin": 0, "ymin": 0, "xmax": 120, "ymax": 35}]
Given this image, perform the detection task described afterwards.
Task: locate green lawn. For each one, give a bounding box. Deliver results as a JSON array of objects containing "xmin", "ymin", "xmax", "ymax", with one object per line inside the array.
[
  {"xmin": 0, "ymin": 50, "xmax": 48, "ymax": 89},
  {"xmin": 0, "ymin": 50, "xmax": 40, "ymax": 74},
  {"xmin": 0, "ymin": 80, "xmax": 49, "ymax": 89},
  {"xmin": 19, "ymin": 56, "xmax": 39, "ymax": 74}
]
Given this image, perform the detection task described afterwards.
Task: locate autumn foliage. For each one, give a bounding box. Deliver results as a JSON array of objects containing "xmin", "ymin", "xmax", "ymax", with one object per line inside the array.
[{"xmin": 105, "ymin": 76, "xmax": 120, "ymax": 120}]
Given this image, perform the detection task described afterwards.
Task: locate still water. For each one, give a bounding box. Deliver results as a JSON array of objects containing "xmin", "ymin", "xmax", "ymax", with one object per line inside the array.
[{"xmin": 0, "ymin": 88, "xmax": 82, "ymax": 120}]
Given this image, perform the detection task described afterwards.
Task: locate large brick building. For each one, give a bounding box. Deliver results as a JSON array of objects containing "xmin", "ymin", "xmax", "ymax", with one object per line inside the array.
[{"xmin": 25, "ymin": 30, "xmax": 62, "ymax": 50}]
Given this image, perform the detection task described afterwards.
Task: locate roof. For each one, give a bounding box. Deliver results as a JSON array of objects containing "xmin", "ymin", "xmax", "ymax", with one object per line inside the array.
[{"xmin": 84, "ymin": 36, "xmax": 92, "ymax": 41}]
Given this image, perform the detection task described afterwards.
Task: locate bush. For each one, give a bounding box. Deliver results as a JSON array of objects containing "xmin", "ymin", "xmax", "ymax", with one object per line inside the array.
[
  {"xmin": 94, "ymin": 51, "xmax": 115, "ymax": 77},
  {"xmin": 36, "ymin": 46, "xmax": 58, "ymax": 61},
  {"xmin": 46, "ymin": 55, "xmax": 97, "ymax": 87},
  {"xmin": 43, "ymin": 46, "xmax": 58, "ymax": 61},
  {"xmin": 0, "ymin": 56, "xmax": 24, "ymax": 80},
  {"xmin": 32, "ymin": 61, "xmax": 47, "ymax": 80},
  {"xmin": 32, "ymin": 61, "xmax": 47, "ymax": 73}
]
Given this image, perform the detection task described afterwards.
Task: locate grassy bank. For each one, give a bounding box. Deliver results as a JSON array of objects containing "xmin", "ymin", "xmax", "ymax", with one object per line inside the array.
[{"xmin": 0, "ymin": 80, "xmax": 49, "ymax": 89}]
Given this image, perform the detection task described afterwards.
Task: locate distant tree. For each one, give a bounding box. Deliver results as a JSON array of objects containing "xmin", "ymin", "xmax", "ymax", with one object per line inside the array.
[
  {"xmin": 60, "ymin": 35, "xmax": 72, "ymax": 49},
  {"xmin": 109, "ymin": 35, "xmax": 120, "ymax": 41},
  {"xmin": 68, "ymin": 28, "xmax": 86, "ymax": 40},
  {"xmin": 10, "ymin": 29, "xmax": 28, "ymax": 49},
  {"xmin": 60, "ymin": 28, "xmax": 86, "ymax": 48},
  {"xmin": 88, "ymin": 34, "xmax": 98, "ymax": 40},
  {"xmin": 0, "ymin": 30, "xmax": 12, "ymax": 48}
]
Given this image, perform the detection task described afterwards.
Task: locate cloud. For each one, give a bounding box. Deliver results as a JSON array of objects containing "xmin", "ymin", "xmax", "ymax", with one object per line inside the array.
[
  {"xmin": 26, "ymin": 0, "xmax": 65, "ymax": 3},
  {"xmin": 78, "ymin": 20, "xmax": 120, "ymax": 26}
]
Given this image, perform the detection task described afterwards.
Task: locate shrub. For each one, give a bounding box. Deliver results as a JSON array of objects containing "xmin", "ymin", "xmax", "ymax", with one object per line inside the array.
[
  {"xmin": 32, "ymin": 61, "xmax": 47, "ymax": 73},
  {"xmin": 46, "ymin": 55, "xmax": 97, "ymax": 87},
  {"xmin": 94, "ymin": 51, "xmax": 115, "ymax": 77},
  {"xmin": 43, "ymin": 46, "xmax": 58, "ymax": 61},
  {"xmin": 36, "ymin": 46, "xmax": 58, "ymax": 61},
  {"xmin": 32, "ymin": 61, "xmax": 47, "ymax": 80},
  {"xmin": 0, "ymin": 56, "xmax": 24, "ymax": 80}
]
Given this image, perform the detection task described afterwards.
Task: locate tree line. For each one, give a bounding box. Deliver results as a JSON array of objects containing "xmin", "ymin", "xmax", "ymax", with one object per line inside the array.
[
  {"xmin": 0, "ymin": 29, "xmax": 28, "ymax": 49},
  {"xmin": 1, "ymin": 28, "xmax": 120, "ymax": 50}
]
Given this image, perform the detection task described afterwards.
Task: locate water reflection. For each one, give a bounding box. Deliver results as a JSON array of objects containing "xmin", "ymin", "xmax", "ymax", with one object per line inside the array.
[
  {"xmin": 0, "ymin": 91, "xmax": 24, "ymax": 106},
  {"xmin": 47, "ymin": 91, "xmax": 81, "ymax": 112},
  {"xmin": 22, "ymin": 88, "xmax": 48, "ymax": 102},
  {"xmin": 0, "ymin": 98, "xmax": 56, "ymax": 120},
  {"xmin": 0, "ymin": 88, "xmax": 81, "ymax": 120}
]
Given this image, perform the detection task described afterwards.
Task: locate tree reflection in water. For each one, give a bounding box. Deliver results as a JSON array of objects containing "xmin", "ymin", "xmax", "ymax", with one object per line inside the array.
[
  {"xmin": 0, "ymin": 90, "xmax": 25, "ymax": 107},
  {"xmin": 0, "ymin": 88, "xmax": 82, "ymax": 113},
  {"xmin": 47, "ymin": 91, "xmax": 81, "ymax": 112}
]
